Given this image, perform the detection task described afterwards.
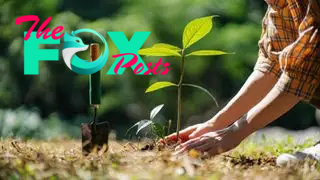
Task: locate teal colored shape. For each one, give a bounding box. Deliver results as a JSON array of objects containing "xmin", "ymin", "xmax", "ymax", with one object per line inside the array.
[
  {"xmin": 63, "ymin": 29, "xmax": 109, "ymax": 75},
  {"xmin": 63, "ymin": 32, "xmax": 87, "ymax": 49},
  {"xmin": 106, "ymin": 32, "xmax": 151, "ymax": 75},
  {"xmin": 24, "ymin": 31, "xmax": 60, "ymax": 75}
]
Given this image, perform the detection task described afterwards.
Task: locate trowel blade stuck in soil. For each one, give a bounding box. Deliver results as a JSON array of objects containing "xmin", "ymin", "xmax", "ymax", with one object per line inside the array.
[{"xmin": 81, "ymin": 121, "xmax": 110, "ymax": 155}]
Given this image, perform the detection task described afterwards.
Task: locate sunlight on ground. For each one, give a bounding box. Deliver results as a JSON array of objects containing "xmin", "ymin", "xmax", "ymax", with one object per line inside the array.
[{"xmin": 0, "ymin": 136, "xmax": 319, "ymax": 179}]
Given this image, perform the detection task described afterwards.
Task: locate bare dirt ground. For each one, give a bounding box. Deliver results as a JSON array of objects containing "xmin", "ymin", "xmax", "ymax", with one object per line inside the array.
[{"xmin": 1, "ymin": 133, "xmax": 320, "ymax": 180}]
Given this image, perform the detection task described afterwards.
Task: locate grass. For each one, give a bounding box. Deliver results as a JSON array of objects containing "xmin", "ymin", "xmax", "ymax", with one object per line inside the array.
[{"xmin": 0, "ymin": 135, "xmax": 319, "ymax": 180}]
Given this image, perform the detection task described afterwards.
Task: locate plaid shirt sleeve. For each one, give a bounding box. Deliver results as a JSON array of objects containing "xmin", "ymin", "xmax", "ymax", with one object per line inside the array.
[
  {"xmin": 276, "ymin": 0, "xmax": 320, "ymax": 101},
  {"xmin": 254, "ymin": 7, "xmax": 283, "ymax": 79}
]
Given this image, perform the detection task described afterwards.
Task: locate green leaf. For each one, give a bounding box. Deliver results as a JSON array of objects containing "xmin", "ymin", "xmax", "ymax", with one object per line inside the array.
[
  {"xmin": 183, "ymin": 16, "xmax": 214, "ymax": 49},
  {"xmin": 136, "ymin": 120, "xmax": 153, "ymax": 135},
  {"xmin": 182, "ymin": 83, "xmax": 219, "ymax": 107},
  {"xmin": 152, "ymin": 123, "xmax": 166, "ymax": 139},
  {"xmin": 186, "ymin": 50, "xmax": 232, "ymax": 57},
  {"xmin": 150, "ymin": 104, "xmax": 164, "ymax": 120},
  {"xmin": 138, "ymin": 47, "xmax": 181, "ymax": 57},
  {"xmin": 125, "ymin": 122, "xmax": 140, "ymax": 136},
  {"xmin": 152, "ymin": 43, "xmax": 181, "ymax": 51},
  {"xmin": 145, "ymin": 81, "xmax": 177, "ymax": 93}
]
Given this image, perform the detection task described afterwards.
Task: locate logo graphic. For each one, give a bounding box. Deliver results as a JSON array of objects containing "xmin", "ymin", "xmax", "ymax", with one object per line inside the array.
[
  {"xmin": 15, "ymin": 15, "xmax": 172, "ymax": 75},
  {"xmin": 62, "ymin": 29, "xmax": 109, "ymax": 75}
]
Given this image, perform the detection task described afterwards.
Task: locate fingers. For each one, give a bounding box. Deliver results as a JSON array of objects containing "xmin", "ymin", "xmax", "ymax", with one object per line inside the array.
[
  {"xmin": 164, "ymin": 125, "xmax": 197, "ymax": 142},
  {"xmin": 175, "ymin": 138, "xmax": 205, "ymax": 154},
  {"xmin": 173, "ymin": 130, "xmax": 235, "ymax": 157},
  {"xmin": 174, "ymin": 134, "xmax": 223, "ymax": 156},
  {"xmin": 190, "ymin": 127, "xmax": 229, "ymax": 140},
  {"xmin": 188, "ymin": 130, "xmax": 202, "ymax": 139},
  {"xmin": 194, "ymin": 142, "xmax": 213, "ymax": 152},
  {"xmin": 174, "ymin": 138, "xmax": 198, "ymax": 152},
  {"xmin": 179, "ymin": 137, "xmax": 200, "ymax": 148},
  {"xmin": 189, "ymin": 126, "xmax": 208, "ymax": 139},
  {"xmin": 177, "ymin": 142, "xmax": 222, "ymax": 157},
  {"xmin": 179, "ymin": 136, "xmax": 216, "ymax": 153}
]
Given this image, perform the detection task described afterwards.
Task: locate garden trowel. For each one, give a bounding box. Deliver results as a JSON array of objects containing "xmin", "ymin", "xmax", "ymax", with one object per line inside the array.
[{"xmin": 81, "ymin": 43, "xmax": 110, "ymax": 155}]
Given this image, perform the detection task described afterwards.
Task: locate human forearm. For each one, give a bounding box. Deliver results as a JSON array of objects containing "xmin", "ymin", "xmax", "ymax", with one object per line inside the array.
[
  {"xmin": 208, "ymin": 70, "xmax": 278, "ymax": 129},
  {"xmin": 177, "ymin": 82, "xmax": 301, "ymax": 155},
  {"xmin": 233, "ymin": 85, "xmax": 300, "ymax": 140}
]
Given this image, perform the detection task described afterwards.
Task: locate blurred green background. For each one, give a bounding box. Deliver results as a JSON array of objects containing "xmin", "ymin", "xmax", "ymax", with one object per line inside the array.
[{"xmin": 0, "ymin": 0, "xmax": 318, "ymax": 139}]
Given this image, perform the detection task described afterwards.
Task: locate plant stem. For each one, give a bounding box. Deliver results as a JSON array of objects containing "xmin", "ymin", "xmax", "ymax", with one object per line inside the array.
[{"xmin": 176, "ymin": 50, "xmax": 185, "ymax": 141}]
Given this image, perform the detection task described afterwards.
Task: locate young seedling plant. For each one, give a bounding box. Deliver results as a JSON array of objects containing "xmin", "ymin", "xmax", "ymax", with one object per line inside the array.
[
  {"xmin": 133, "ymin": 16, "xmax": 231, "ymax": 143},
  {"xmin": 126, "ymin": 104, "xmax": 171, "ymax": 140}
]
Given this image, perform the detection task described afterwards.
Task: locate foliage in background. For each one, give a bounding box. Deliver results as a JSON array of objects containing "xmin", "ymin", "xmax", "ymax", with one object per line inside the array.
[
  {"xmin": 139, "ymin": 16, "xmax": 228, "ymax": 140},
  {"xmin": 0, "ymin": 108, "xmax": 86, "ymax": 139}
]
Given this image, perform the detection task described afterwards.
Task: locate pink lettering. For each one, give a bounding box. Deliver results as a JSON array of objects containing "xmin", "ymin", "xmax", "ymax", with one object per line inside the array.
[
  {"xmin": 112, "ymin": 54, "xmax": 171, "ymax": 75},
  {"xmin": 134, "ymin": 63, "xmax": 144, "ymax": 74},
  {"xmin": 15, "ymin": 15, "xmax": 64, "ymax": 41},
  {"xmin": 112, "ymin": 53, "xmax": 137, "ymax": 74}
]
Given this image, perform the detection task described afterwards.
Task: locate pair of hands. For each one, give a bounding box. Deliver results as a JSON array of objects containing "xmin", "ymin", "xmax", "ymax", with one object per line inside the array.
[{"xmin": 163, "ymin": 122, "xmax": 244, "ymax": 156}]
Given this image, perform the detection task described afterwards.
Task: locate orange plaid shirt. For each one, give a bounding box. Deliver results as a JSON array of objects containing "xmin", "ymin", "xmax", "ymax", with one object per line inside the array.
[{"xmin": 254, "ymin": 0, "xmax": 320, "ymax": 107}]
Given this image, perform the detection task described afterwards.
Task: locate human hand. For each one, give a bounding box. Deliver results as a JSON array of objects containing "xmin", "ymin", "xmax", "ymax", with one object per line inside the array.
[
  {"xmin": 163, "ymin": 121, "xmax": 218, "ymax": 143},
  {"xmin": 162, "ymin": 123, "xmax": 200, "ymax": 143},
  {"xmin": 174, "ymin": 128, "xmax": 243, "ymax": 156}
]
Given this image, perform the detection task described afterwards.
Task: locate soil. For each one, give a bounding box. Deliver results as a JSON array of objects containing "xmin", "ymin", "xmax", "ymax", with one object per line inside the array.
[{"xmin": 1, "ymin": 138, "xmax": 320, "ymax": 179}]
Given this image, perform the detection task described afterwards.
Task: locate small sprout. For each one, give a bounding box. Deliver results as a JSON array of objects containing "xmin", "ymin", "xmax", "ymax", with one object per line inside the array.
[
  {"xmin": 151, "ymin": 123, "xmax": 166, "ymax": 139},
  {"xmin": 136, "ymin": 120, "xmax": 152, "ymax": 135},
  {"xmin": 126, "ymin": 104, "xmax": 170, "ymax": 140}
]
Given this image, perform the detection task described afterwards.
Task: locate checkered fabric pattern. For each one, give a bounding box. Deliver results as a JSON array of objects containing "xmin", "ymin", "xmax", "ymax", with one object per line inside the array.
[{"xmin": 254, "ymin": 0, "xmax": 320, "ymax": 107}]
